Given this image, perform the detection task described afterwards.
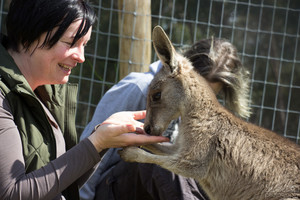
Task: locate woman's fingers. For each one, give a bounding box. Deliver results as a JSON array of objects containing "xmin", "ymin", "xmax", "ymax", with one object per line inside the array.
[
  {"xmin": 89, "ymin": 123, "xmax": 169, "ymax": 151},
  {"xmin": 89, "ymin": 123, "xmax": 132, "ymax": 151},
  {"xmin": 99, "ymin": 125, "xmax": 169, "ymax": 148},
  {"xmin": 135, "ymin": 126, "xmax": 147, "ymax": 135},
  {"xmin": 120, "ymin": 133, "xmax": 169, "ymax": 146},
  {"xmin": 132, "ymin": 110, "xmax": 146, "ymax": 120},
  {"xmin": 101, "ymin": 111, "xmax": 146, "ymax": 128},
  {"xmin": 88, "ymin": 111, "xmax": 169, "ymax": 152}
]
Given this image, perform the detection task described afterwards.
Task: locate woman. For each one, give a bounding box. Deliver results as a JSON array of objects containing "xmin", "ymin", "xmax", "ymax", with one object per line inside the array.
[
  {"xmin": 0, "ymin": 0, "xmax": 168, "ymax": 199},
  {"xmin": 80, "ymin": 38, "xmax": 252, "ymax": 199}
]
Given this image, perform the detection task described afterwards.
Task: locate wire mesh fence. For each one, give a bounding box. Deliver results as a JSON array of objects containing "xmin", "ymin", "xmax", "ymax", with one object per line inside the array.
[{"xmin": 0, "ymin": 0, "xmax": 299, "ymax": 143}]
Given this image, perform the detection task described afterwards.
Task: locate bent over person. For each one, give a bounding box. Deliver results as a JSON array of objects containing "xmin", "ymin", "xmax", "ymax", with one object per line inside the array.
[{"xmin": 80, "ymin": 38, "xmax": 252, "ymax": 200}]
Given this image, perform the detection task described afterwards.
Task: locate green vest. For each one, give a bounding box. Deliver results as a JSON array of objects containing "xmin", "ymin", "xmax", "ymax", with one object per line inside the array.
[{"xmin": 0, "ymin": 44, "xmax": 80, "ymax": 199}]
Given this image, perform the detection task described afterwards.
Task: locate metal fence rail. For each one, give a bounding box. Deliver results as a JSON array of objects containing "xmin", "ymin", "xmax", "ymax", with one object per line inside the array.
[{"xmin": 0, "ymin": 0, "xmax": 299, "ymax": 143}]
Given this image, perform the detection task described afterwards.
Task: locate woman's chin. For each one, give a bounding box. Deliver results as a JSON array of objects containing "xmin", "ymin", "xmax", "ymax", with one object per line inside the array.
[{"xmin": 57, "ymin": 76, "xmax": 70, "ymax": 84}]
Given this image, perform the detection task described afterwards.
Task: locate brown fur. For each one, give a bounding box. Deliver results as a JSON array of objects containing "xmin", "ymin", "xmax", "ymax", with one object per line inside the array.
[{"xmin": 119, "ymin": 26, "xmax": 300, "ymax": 200}]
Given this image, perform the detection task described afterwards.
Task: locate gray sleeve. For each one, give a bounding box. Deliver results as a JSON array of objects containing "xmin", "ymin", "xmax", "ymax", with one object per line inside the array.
[
  {"xmin": 0, "ymin": 93, "xmax": 101, "ymax": 199},
  {"xmin": 79, "ymin": 79, "xmax": 148, "ymax": 200}
]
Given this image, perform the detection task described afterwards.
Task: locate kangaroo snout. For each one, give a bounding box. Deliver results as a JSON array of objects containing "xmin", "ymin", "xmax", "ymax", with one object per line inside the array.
[
  {"xmin": 144, "ymin": 125, "xmax": 151, "ymax": 135},
  {"xmin": 144, "ymin": 124, "xmax": 163, "ymax": 136}
]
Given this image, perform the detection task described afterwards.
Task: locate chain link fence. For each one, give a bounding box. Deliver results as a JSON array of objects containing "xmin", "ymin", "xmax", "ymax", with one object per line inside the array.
[{"xmin": 0, "ymin": 0, "xmax": 299, "ymax": 143}]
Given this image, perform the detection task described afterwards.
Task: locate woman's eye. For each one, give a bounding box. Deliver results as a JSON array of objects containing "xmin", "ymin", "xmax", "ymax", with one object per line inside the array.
[
  {"xmin": 152, "ymin": 92, "xmax": 161, "ymax": 101},
  {"xmin": 61, "ymin": 40, "xmax": 73, "ymax": 47},
  {"xmin": 65, "ymin": 42, "xmax": 73, "ymax": 46}
]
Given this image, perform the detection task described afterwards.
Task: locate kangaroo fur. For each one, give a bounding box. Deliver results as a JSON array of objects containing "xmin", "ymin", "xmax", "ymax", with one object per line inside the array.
[{"xmin": 119, "ymin": 25, "xmax": 300, "ymax": 200}]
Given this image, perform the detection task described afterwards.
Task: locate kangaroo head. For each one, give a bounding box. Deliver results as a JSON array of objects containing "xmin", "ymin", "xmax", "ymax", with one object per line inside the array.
[{"xmin": 144, "ymin": 26, "xmax": 195, "ymax": 136}]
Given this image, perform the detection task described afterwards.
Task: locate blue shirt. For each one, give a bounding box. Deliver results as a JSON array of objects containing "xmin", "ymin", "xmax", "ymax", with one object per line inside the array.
[{"xmin": 79, "ymin": 61, "xmax": 162, "ymax": 200}]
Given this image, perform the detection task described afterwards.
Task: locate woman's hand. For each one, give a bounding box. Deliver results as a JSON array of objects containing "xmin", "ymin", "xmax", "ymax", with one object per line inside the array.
[{"xmin": 88, "ymin": 111, "xmax": 169, "ymax": 152}]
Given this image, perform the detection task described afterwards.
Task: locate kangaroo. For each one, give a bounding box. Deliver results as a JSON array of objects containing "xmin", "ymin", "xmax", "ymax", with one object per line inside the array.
[{"xmin": 119, "ymin": 25, "xmax": 300, "ymax": 200}]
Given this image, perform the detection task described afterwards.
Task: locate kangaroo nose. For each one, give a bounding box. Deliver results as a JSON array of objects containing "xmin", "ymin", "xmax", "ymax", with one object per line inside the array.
[{"xmin": 144, "ymin": 125, "xmax": 151, "ymax": 135}]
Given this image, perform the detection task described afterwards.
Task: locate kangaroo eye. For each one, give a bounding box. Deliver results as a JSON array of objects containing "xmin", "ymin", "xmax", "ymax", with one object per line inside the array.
[{"xmin": 152, "ymin": 92, "xmax": 161, "ymax": 101}]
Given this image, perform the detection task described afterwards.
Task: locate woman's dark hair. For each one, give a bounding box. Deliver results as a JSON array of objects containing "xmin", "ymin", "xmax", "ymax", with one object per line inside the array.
[
  {"xmin": 4, "ymin": 0, "xmax": 96, "ymax": 52},
  {"xmin": 181, "ymin": 38, "xmax": 252, "ymax": 119}
]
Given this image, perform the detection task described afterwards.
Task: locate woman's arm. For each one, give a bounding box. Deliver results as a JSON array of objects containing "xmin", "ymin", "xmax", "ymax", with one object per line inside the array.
[
  {"xmin": 0, "ymin": 92, "xmax": 167, "ymax": 199},
  {"xmin": 0, "ymin": 93, "xmax": 101, "ymax": 199}
]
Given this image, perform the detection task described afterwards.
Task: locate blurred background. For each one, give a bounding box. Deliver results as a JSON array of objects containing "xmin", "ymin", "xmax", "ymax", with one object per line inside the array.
[{"xmin": 0, "ymin": 0, "xmax": 299, "ymax": 143}]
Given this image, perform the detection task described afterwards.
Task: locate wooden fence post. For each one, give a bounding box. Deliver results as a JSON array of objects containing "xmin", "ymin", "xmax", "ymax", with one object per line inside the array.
[{"xmin": 118, "ymin": 0, "xmax": 151, "ymax": 79}]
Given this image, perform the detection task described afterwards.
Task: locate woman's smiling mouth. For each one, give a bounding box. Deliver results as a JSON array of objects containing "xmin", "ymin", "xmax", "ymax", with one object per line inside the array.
[{"xmin": 58, "ymin": 63, "xmax": 73, "ymax": 70}]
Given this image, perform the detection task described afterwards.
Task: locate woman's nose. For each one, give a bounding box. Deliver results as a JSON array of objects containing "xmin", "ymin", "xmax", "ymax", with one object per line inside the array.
[{"xmin": 72, "ymin": 46, "xmax": 85, "ymax": 63}]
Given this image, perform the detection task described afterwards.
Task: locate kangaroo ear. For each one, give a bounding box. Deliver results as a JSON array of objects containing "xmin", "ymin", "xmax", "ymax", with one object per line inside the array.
[{"xmin": 152, "ymin": 26, "xmax": 178, "ymax": 73}]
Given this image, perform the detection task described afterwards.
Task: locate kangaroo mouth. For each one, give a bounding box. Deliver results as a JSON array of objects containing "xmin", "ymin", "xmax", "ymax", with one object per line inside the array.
[
  {"xmin": 161, "ymin": 119, "xmax": 179, "ymax": 141},
  {"xmin": 144, "ymin": 124, "xmax": 165, "ymax": 136},
  {"xmin": 144, "ymin": 118, "xmax": 180, "ymax": 139}
]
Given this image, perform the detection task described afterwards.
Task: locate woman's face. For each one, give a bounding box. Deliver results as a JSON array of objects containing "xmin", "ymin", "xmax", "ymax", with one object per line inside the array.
[{"xmin": 23, "ymin": 19, "xmax": 92, "ymax": 89}]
